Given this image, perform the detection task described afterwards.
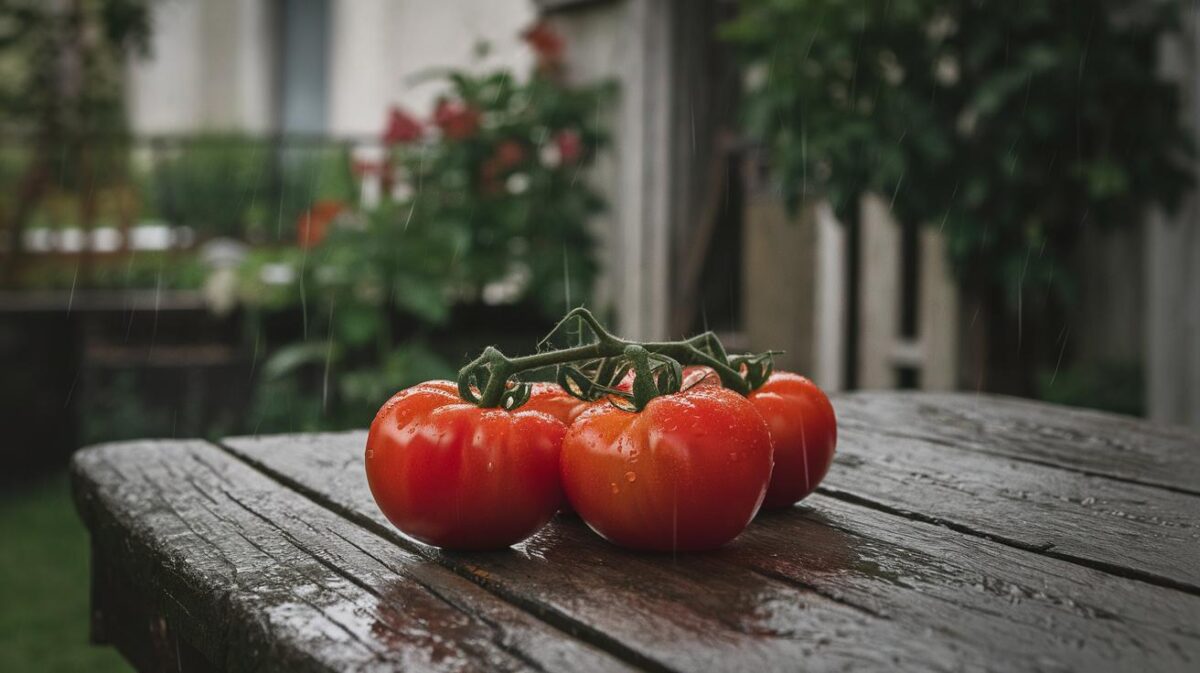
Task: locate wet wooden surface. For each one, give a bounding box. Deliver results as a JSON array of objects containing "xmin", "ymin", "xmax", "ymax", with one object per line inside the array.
[{"xmin": 73, "ymin": 392, "xmax": 1200, "ymax": 672}]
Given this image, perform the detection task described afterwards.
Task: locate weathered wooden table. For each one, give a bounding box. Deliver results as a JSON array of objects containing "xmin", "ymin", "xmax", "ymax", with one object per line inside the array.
[{"xmin": 72, "ymin": 392, "xmax": 1200, "ymax": 672}]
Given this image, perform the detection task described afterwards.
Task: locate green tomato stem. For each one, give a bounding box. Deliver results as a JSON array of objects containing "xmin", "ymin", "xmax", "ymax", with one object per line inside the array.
[{"xmin": 457, "ymin": 308, "xmax": 754, "ymax": 409}]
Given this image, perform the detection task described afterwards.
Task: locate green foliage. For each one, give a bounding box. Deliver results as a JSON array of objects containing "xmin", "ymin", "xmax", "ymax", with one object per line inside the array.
[
  {"xmin": 80, "ymin": 372, "xmax": 178, "ymax": 445},
  {"xmin": 0, "ymin": 474, "xmax": 130, "ymax": 673},
  {"xmin": 247, "ymin": 342, "xmax": 457, "ymax": 433},
  {"xmin": 146, "ymin": 138, "xmax": 358, "ymax": 241},
  {"xmin": 16, "ymin": 251, "xmax": 207, "ymax": 291},
  {"xmin": 242, "ymin": 41, "xmax": 613, "ymax": 429},
  {"xmin": 723, "ymin": 0, "xmax": 1193, "ymax": 307},
  {"xmin": 0, "ymin": 0, "xmax": 150, "ymax": 138},
  {"xmin": 388, "ymin": 69, "xmax": 612, "ymax": 316},
  {"xmin": 1038, "ymin": 360, "xmax": 1144, "ymax": 417}
]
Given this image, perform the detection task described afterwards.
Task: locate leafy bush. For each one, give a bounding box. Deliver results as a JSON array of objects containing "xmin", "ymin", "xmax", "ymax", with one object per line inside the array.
[
  {"xmin": 145, "ymin": 137, "xmax": 358, "ymax": 241},
  {"xmin": 244, "ymin": 24, "xmax": 614, "ymax": 430},
  {"xmin": 1038, "ymin": 361, "xmax": 1144, "ymax": 417},
  {"xmin": 723, "ymin": 0, "xmax": 1193, "ymax": 308}
]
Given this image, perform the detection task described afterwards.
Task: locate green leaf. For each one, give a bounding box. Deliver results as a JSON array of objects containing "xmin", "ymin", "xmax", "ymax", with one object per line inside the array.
[
  {"xmin": 393, "ymin": 276, "xmax": 450, "ymax": 324},
  {"xmin": 262, "ymin": 341, "xmax": 338, "ymax": 380},
  {"xmin": 333, "ymin": 303, "xmax": 383, "ymax": 347}
]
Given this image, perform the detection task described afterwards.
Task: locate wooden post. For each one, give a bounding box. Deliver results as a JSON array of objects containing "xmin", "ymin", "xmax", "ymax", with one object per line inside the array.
[
  {"xmin": 740, "ymin": 174, "xmax": 816, "ymax": 378},
  {"xmin": 813, "ymin": 201, "xmax": 847, "ymax": 391},
  {"xmin": 853, "ymin": 193, "xmax": 959, "ymax": 391},
  {"xmin": 857, "ymin": 194, "xmax": 901, "ymax": 389},
  {"xmin": 1145, "ymin": 20, "xmax": 1200, "ymax": 429}
]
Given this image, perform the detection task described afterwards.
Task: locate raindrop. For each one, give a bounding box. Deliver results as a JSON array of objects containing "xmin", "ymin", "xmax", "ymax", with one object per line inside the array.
[
  {"xmin": 610, "ymin": 482, "xmax": 619, "ymax": 494},
  {"xmin": 624, "ymin": 471, "xmax": 637, "ymax": 483}
]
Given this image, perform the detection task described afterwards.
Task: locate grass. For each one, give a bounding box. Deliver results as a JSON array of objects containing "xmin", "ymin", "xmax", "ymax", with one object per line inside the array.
[{"xmin": 0, "ymin": 472, "xmax": 130, "ymax": 673}]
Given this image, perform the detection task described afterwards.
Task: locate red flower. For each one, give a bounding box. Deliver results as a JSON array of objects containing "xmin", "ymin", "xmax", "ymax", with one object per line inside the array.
[
  {"xmin": 434, "ymin": 99, "xmax": 481, "ymax": 141},
  {"xmin": 383, "ymin": 106, "xmax": 423, "ymax": 144},
  {"xmin": 555, "ymin": 129, "xmax": 584, "ymax": 164},
  {"xmin": 522, "ymin": 21, "xmax": 565, "ymax": 68},
  {"xmin": 296, "ymin": 200, "xmax": 345, "ymax": 248},
  {"xmin": 493, "ymin": 140, "xmax": 526, "ymax": 171},
  {"xmin": 480, "ymin": 140, "xmax": 527, "ymax": 195}
]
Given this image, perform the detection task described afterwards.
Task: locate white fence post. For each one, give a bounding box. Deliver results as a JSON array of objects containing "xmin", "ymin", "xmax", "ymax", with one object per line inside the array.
[
  {"xmin": 852, "ymin": 194, "xmax": 959, "ymax": 390},
  {"xmin": 813, "ymin": 201, "xmax": 847, "ymax": 391}
]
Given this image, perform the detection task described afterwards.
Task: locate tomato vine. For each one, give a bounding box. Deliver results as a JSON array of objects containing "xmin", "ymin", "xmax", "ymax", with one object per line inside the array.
[{"xmin": 454, "ymin": 308, "xmax": 776, "ymax": 411}]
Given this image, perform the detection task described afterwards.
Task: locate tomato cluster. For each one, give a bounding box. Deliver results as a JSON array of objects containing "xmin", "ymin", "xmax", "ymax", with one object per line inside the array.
[{"xmin": 365, "ymin": 313, "xmax": 836, "ymax": 552}]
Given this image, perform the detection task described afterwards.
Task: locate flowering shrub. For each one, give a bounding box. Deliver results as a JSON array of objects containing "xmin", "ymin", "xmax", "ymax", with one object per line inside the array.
[{"xmin": 245, "ymin": 23, "xmax": 615, "ymax": 430}]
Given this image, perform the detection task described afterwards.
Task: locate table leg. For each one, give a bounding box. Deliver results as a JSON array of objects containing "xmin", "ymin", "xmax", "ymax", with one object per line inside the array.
[{"xmin": 89, "ymin": 543, "xmax": 217, "ymax": 673}]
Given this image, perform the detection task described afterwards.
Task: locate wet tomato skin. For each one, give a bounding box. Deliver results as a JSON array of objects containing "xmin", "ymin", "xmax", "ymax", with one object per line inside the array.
[
  {"xmin": 749, "ymin": 372, "xmax": 837, "ymax": 509},
  {"xmin": 560, "ymin": 385, "xmax": 774, "ymax": 551},
  {"xmin": 365, "ymin": 381, "xmax": 566, "ymax": 550},
  {"xmin": 521, "ymin": 382, "xmax": 591, "ymax": 424}
]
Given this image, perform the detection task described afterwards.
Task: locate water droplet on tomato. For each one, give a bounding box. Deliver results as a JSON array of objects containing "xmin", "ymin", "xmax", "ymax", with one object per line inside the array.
[
  {"xmin": 487, "ymin": 461, "xmax": 495, "ymax": 472},
  {"xmin": 366, "ymin": 448, "xmax": 375, "ymax": 459},
  {"xmin": 625, "ymin": 471, "xmax": 637, "ymax": 483},
  {"xmin": 610, "ymin": 482, "xmax": 620, "ymax": 494}
]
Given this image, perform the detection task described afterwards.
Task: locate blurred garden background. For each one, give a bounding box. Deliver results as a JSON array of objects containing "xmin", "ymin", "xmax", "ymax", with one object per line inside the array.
[{"xmin": 3, "ymin": 0, "xmax": 1200, "ymax": 670}]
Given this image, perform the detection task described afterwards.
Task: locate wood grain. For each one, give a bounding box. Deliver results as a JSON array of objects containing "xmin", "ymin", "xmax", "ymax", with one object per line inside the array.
[
  {"xmin": 221, "ymin": 432, "xmax": 1000, "ymax": 672},
  {"xmin": 736, "ymin": 497, "xmax": 1200, "ymax": 672},
  {"xmin": 221, "ymin": 429, "xmax": 1200, "ymax": 671},
  {"xmin": 73, "ymin": 393, "xmax": 1200, "ymax": 672},
  {"xmin": 72, "ymin": 440, "xmax": 632, "ymax": 673},
  {"xmin": 834, "ymin": 392, "xmax": 1200, "ymax": 494},
  {"xmin": 822, "ymin": 412, "xmax": 1200, "ymax": 593}
]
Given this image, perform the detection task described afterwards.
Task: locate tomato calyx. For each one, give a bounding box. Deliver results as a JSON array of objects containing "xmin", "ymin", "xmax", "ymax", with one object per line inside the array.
[{"xmin": 728, "ymin": 350, "xmax": 784, "ymax": 392}]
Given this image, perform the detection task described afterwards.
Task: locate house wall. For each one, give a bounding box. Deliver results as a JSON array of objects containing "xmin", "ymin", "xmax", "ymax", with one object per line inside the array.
[
  {"xmin": 127, "ymin": 0, "xmax": 274, "ymax": 133},
  {"xmin": 327, "ymin": 0, "xmax": 535, "ymax": 137},
  {"xmin": 550, "ymin": 0, "xmax": 687, "ymax": 340},
  {"xmin": 127, "ymin": 0, "xmax": 535, "ymax": 137}
]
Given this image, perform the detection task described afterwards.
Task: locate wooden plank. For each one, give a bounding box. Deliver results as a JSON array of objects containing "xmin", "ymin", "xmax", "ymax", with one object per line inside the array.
[
  {"xmin": 734, "ymin": 497, "xmax": 1200, "ymax": 672},
  {"xmin": 72, "ymin": 440, "xmax": 633, "ymax": 673},
  {"xmin": 821, "ymin": 409, "xmax": 1200, "ymax": 593},
  {"xmin": 90, "ymin": 549, "xmax": 219, "ymax": 672},
  {"xmin": 222, "ymin": 431, "xmax": 1017, "ymax": 672},
  {"xmin": 835, "ymin": 392, "xmax": 1200, "ymax": 495},
  {"xmin": 222, "ymin": 430, "xmax": 1200, "ymax": 671}
]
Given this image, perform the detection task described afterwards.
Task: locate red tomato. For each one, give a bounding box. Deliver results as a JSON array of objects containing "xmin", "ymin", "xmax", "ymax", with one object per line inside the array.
[
  {"xmin": 681, "ymin": 365, "xmax": 720, "ymax": 389},
  {"xmin": 749, "ymin": 372, "xmax": 837, "ymax": 509},
  {"xmin": 521, "ymin": 382, "xmax": 591, "ymax": 424},
  {"xmin": 365, "ymin": 380, "xmax": 566, "ymax": 550},
  {"xmin": 615, "ymin": 365, "xmax": 719, "ymax": 392},
  {"xmin": 560, "ymin": 386, "xmax": 774, "ymax": 551}
]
